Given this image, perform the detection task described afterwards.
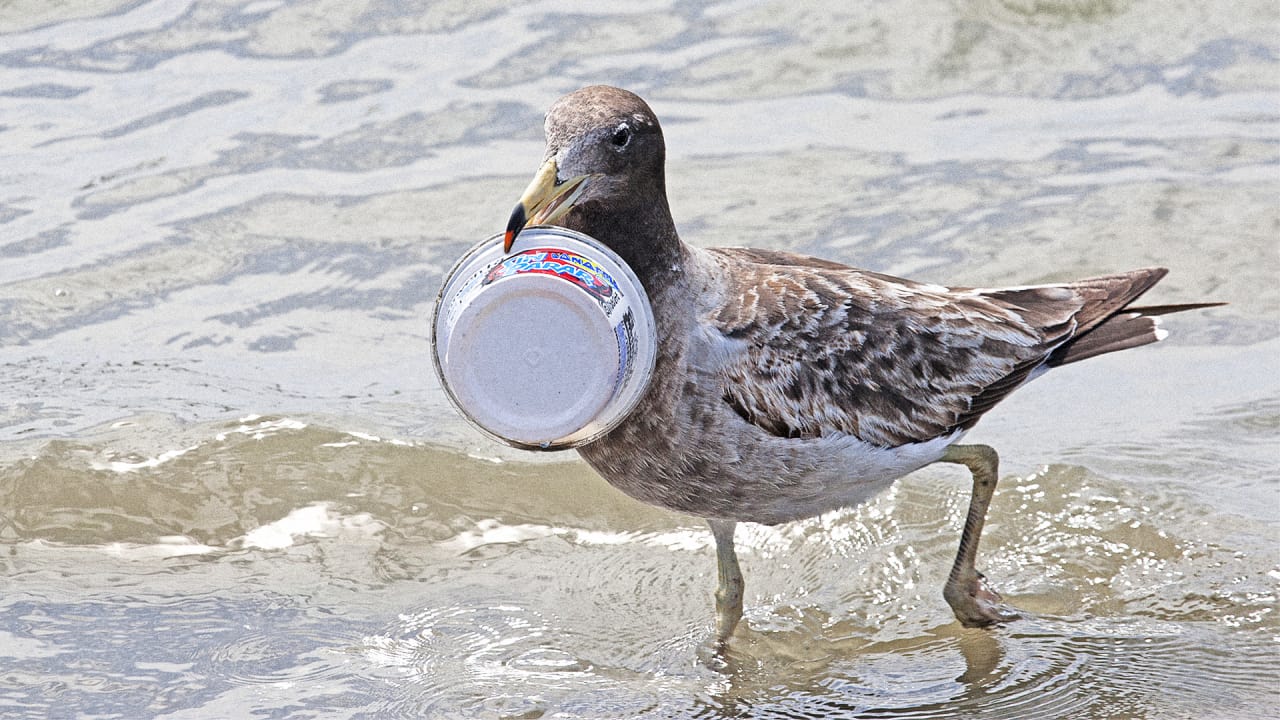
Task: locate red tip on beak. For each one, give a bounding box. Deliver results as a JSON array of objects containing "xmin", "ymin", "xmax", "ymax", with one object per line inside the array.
[{"xmin": 503, "ymin": 202, "xmax": 528, "ymax": 253}]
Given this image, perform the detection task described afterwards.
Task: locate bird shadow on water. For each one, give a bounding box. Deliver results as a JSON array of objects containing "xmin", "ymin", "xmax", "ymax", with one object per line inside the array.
[{"xmin": 692, "ymin": 618, "xmax": 1010, "ymax": 720}]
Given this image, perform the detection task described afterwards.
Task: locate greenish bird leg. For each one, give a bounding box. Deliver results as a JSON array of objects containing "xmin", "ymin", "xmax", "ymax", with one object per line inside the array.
[
  {"xmin": 705, "ymin": 444, "xmax": 1016, "ymax": 648},
  {"xmin": 937, "ymin": 444, "xmax": 1021, "ymax": 626},
  {"xmin": 708, "ymin": 518, "xmax": 743, "ymax": 646}
]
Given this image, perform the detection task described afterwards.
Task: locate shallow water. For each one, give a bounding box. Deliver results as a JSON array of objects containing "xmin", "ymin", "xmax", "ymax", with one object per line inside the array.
[{"xmin": 2, "ymin": 1, "xmax": 1278, "ymax": 718}]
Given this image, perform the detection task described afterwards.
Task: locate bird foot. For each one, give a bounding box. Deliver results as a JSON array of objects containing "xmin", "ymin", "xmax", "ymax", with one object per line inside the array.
[
  {"xmin": 696, "ymin": 633, "xmax": 735, "ymax": 671},
  {"xmin": 944, "ymin": 570, "xmax": 1021, "ymax": 628}
]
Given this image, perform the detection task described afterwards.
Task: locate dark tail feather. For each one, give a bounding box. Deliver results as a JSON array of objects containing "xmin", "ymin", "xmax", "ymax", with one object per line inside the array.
[
  {"xmin": 1120, "ymin": 302, "xmax": 1228, "ymax": 317},
  {"xmin": 1048, "ymin": 301, "xmax": 1225, "ymax": 367}
]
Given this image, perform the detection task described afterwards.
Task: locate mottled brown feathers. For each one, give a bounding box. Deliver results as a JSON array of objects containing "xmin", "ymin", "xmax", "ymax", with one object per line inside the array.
[
  {"xmin": 523, "ymin": 85, "xmax": 1217, "ymax": 521},
  {"xmin": 706, "ymin": 251, "xmax": 1186, "ymax": 446}
]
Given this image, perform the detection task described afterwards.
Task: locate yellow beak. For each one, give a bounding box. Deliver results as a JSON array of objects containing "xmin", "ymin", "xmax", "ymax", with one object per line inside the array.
[{"xmin": 503, "ymin": 160, "xmax": 594, "ymax": 252}]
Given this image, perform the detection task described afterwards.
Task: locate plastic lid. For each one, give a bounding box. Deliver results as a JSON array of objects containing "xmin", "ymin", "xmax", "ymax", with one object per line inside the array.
[{"xmin": 441, "ymin": 272, "xmax": 621, "ymax": 445}]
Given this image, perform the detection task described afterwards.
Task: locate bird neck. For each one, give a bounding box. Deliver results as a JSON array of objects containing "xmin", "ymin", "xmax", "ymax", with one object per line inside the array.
[{"xmin": 566, "ymin": 197, "xmax": 688, "ymax": 294}]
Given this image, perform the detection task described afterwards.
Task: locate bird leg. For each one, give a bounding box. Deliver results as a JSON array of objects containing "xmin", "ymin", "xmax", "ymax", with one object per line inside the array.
[
  {"xmin": 708, "ymin": 518, "xmax": 744, "ymax": 646},
  {"xmin": 936, "ymin": 444, "xmax": 1021, "ymax": 627}
]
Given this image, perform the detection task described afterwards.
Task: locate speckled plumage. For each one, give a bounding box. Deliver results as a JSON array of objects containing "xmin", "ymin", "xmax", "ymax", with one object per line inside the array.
[
  {"xmin": 502, "ymin": 85, "xmax": 1216, "ymax": 638},
  {"xmin": 510, "ymin": 86, "xmax": 1196, "ymax": 524}
]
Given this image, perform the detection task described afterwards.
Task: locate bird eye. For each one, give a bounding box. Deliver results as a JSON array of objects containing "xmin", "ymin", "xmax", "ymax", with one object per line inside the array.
[{"xmin": 610, "ymin": 125, "xmax": 632, "ymax": 148}]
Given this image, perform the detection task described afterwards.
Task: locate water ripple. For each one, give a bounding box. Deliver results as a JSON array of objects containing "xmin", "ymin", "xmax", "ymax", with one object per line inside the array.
[{"xmin": 359, "ymin": 603, "xmax": 659, "ymax": 719}]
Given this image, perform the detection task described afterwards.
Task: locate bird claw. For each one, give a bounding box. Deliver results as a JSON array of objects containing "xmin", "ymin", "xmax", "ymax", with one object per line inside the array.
[{"xmin": 944, "ymin": 570, "xmax": 1022, "ymax": 627}]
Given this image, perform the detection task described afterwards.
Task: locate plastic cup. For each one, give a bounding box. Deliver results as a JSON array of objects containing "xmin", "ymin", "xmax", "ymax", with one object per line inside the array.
[{"xmin": 432, "ymin": 226, "xmax": 656, "ymax": 450}]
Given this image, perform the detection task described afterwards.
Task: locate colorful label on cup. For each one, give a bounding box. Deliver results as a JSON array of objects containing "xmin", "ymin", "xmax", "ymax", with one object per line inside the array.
[
  {"xmin": 484, "ymin": 248, "xmax": 622, "ymax": 315},
  {"xmin": 615, "ymin": 310, "xmax": 637, "ymax": 388}
]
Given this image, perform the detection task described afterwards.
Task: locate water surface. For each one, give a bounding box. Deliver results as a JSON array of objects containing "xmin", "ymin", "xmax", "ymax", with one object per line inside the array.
[{"xmin": 2, "ymin": 1, "xmax": 1277, "ymax": 718}]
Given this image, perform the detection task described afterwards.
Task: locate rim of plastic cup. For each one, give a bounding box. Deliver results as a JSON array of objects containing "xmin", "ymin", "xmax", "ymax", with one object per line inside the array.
[{"xmin": 431, "ymin": 226, "xmax": 657, "ymax": 450}]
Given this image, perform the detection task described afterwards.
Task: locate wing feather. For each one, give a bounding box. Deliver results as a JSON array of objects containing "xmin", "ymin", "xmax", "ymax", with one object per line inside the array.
[{"xmin": 706, "ymin": 249, "xmax": 1165, "ymax": 447}]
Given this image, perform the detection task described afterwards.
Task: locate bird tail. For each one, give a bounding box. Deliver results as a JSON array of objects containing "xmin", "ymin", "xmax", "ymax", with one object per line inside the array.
[
  {"xmin": 1048, "ymin": 300, "xmax": 1224, "ymax": 366},
  {"xmin": 1041, "ymin": 268, "xmax": 1224, "ymax": 366}
]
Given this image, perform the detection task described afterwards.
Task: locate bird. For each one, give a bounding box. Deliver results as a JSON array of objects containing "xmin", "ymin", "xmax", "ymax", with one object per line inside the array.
[{"xmin": 499, "ymin": 84, "xmax": 1219, "ymax": 647}]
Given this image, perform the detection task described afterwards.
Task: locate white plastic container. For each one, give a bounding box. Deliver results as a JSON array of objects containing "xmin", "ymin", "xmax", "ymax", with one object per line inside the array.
[{"xmin": 432, "ymin": 226, "xmax": 657, "ymax": 450}]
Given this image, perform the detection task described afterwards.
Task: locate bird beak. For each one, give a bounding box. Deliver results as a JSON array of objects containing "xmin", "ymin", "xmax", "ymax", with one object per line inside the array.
[{"xmin": 503, "ymin": 160, "xmax": 594, "ymax": 252}]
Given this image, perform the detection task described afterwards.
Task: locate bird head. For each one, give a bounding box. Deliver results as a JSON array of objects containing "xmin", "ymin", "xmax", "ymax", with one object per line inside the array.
[{"xmin": 504, "ymin": 86, "xmax": 668, "ymax": 252}]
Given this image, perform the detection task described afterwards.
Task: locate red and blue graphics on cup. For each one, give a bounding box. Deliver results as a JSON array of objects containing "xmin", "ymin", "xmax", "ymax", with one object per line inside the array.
[{"xmin": 484, "ymin": 248, "xmax": 622, "ymax": 314}]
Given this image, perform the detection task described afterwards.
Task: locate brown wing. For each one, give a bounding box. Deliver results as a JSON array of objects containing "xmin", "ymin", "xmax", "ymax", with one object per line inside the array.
[{"xmin": 707, "ymin": 248, "xmax": 1169, "ymax": 447}]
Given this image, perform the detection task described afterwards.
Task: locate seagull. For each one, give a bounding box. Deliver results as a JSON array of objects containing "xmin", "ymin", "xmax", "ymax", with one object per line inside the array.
[{"xmin": 500, "ymin": 85, "xmax": 1218, "ymax": 647}]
